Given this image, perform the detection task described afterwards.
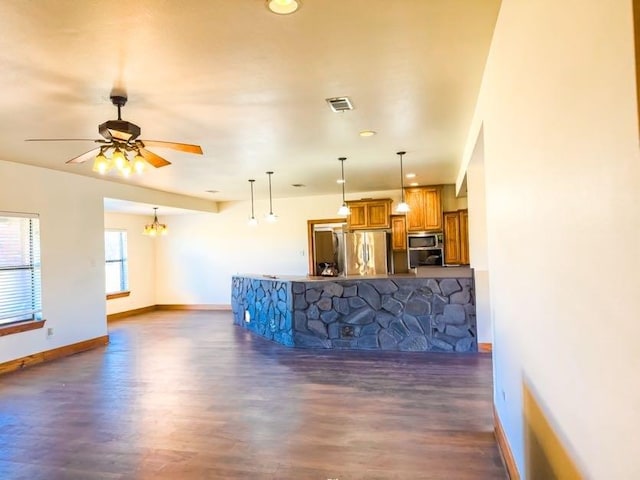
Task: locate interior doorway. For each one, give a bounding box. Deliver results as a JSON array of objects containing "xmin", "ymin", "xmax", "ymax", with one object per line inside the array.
[{"xmin": 306, "ymin": 218, "xmax": 346, "ymax": 276}]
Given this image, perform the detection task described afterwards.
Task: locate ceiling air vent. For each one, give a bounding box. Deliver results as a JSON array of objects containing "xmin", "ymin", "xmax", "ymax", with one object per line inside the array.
[{"xmin": 326, "ymin": 96, "xmax": 354, "ymax": 113}]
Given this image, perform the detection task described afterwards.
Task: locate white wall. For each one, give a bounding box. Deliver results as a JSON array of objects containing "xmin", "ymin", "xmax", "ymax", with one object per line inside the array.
[
  {"xmin": 466, "ymin": 128, "xmax": 492, "ymax": 344},
  {"xmin": 154, "ymin": 191, "xmax": 404, "ymax": 305},
  {"xmin": 104, "ymin": 212, "xmax": 157, "ymax": 314},
  {"xmin": 0, "ymin": 161, "xmax": 107, "ymax": 363},
  {"xmin": 461, "ymin": 0, "xmax": 640, "ymax": 477},
  {"xmin": 0, "ymin": 159, "xmax": 218, "ymax": 364}
]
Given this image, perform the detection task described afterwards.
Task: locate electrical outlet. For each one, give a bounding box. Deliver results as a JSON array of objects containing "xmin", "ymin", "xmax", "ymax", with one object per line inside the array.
[
  {"xmin": 46, "ymin": 327, "xmax": 54, "ymax": 338},
  {"xmin": 501, "ymin": 389, "xmax": 506, "ymax": 401}
]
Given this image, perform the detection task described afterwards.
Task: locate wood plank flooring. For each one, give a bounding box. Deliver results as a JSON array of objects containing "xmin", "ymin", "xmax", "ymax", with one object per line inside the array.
[{"xmin": 0, "ymin": 311, "xmax": 506, "ymax": 479}]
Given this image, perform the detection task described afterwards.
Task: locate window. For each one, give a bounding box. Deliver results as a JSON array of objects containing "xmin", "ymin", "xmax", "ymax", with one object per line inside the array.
[
  {"xmin": 0, "ymin": 213, "xmax": 42, "ymax": 326},
  {"xmin": 105, "ymin": 230, "xmax": 128, "ymax": 296}
]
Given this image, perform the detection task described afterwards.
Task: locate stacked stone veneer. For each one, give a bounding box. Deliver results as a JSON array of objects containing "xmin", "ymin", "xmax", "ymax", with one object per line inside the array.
[
  {"xmin": 231, "ymin": 276, "xmax": 294, "ymax": 346},
  {"xmin": 232, "ymin": 276, "xmax": 477, "ymax": 352}
]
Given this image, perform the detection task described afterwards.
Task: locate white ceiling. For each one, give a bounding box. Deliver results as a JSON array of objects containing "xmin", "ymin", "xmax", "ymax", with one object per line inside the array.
[{"xmin": 0, "ymin": 0, "xmax": 500, "ymax": 203}]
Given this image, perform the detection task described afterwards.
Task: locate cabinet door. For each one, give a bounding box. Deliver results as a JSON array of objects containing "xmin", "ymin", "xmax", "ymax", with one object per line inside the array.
[
  {"xmin": 405, "ymin": 188, "xmax": 426, "ymax": 231},
  {"xmin": 443, "ymin": 212, "xmax": 461, "ymax": 264},
  {"xmin": 347, "ymin": 203, "xmax": 367, "ymax": 229},
  {"xmin": 391, "ymin": 215, "xmax": 407, "ymax": 251},
  {"xmin": 423, "ymin": 187, "xmax": 443, "ymax": 231},
  {"xmin": 459, "ymin": 209, "xmax": 469, "ymax": 264},
  {"xmin": 367, "ymin": 201, "xmax": 391, "ymax": 229}
]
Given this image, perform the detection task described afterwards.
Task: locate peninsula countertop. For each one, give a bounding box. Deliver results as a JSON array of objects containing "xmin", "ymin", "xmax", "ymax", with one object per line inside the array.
[{"xmin": 240, "ymin": 266, "xmax": 473, "ymax": 282}]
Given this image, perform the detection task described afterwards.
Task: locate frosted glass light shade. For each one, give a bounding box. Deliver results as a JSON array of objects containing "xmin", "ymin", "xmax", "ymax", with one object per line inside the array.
[
  {"xmin": 396, "ymin": 202, "xmax": 410, "ymax": 213},
  {"xmin": 337, "ymin": 204, "xmax": 350, "ymax": 216}
]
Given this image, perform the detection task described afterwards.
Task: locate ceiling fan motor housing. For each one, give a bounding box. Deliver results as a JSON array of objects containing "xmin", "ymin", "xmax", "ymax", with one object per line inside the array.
[{"xmin": 99, "ymin": 120, "xmax": 141, "ymax": 141}]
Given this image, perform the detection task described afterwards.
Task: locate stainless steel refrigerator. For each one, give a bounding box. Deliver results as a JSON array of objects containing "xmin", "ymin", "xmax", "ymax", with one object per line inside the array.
[{"xmin": 337, "ymin": 231, "xmax": 388, "ymax": 276}]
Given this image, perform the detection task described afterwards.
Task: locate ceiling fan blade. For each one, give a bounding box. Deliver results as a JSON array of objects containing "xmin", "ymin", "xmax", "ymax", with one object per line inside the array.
[
  {"xmin": 139, "ymin": 148, "xmax": 171, "ymax": 168},
  {"xmin": 140, "ymin": 140, "xmax": 203, "ymax": 155},
  {"xmin": 66, "ymin": 147, "xmax": 101, "ymax": 164},
  {"xmin": 25, "ymin": 138, "xmax": 103, "ymax": 142}
]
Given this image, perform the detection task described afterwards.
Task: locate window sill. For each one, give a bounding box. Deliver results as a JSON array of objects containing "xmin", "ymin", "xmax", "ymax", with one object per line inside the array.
[
  {"xmin": 0, "ymin": 319, "xmax": 46, "ymax": 337},
  {"xmin": 107, "ymin": 291, "xmax": 131, "ymax": 300}
]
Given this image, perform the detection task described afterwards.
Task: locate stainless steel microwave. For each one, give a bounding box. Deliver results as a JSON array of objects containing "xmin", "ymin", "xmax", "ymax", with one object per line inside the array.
[{"xmin": 407, "ymin": 233, "xmax": 442, "ymax": 249}]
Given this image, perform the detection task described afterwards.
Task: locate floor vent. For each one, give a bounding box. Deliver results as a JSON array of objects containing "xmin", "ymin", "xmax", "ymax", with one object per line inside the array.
[{"xmin": 326, "ymin": 96, "xmax": 354, "ymax": 112}]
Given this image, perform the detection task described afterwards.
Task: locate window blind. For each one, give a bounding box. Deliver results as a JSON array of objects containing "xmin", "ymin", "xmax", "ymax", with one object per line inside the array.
[{"xmin": 0, "ymin": 213, "xmax": 42, "ymax": 325}]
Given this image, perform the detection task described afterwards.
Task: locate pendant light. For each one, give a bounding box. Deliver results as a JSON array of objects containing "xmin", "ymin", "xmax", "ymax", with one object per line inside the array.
[
  {"xmin": 337, "ymin": 157, "xmax": 350, "ymax": 216},
  {"xmin": 143, "ymin": 207, "xmax": 168, "ymax": 236},
  {"xmin": 265, "ymin": 171, "xmax": 278, "ymax": 222},
  {"xmin": 395, "ymin": 151, "xmax": 410, "ymax": 213},
  {"xmin": 248, "ymin": 179, "xmax": 258, "ymax": 226}
]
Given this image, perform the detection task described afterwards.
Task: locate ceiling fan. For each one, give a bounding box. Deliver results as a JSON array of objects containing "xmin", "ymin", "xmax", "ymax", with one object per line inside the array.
[{"xmin": 25, "ymin": 94, "xmax": 203, "ymax": 175}]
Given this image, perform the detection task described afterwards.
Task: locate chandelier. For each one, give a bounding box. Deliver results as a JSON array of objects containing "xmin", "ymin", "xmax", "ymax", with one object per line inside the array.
[{"xmin": 143, "ymin": 207, "xmax": 168, "ymax": 236}]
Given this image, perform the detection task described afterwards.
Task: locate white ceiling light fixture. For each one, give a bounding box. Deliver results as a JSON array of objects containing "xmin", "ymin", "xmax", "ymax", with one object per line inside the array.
[
  {"xmin": 337, "ymin": 157, "xmax": 350, "ymax": 216},
  {"xmin": 265, "ymin": 171, "xmax": 278, "ymax": 222},
  {"xmin": 143, "ymin": 207, "xmax": 168, "ymax": 236},
  {"xmin": 395, "ymin": 151, "xmax": 410, "ymax": 213},
  {"xmin": 248, "ymin": 179, "xmax": 258, "ymax": 226},
  {"xmin": 359, "ymin": 130, "xmax": 376, "ymax": 137},
  {"xmin": 266, "ymin": 0, "xmax": 302, "ymax": 15}
]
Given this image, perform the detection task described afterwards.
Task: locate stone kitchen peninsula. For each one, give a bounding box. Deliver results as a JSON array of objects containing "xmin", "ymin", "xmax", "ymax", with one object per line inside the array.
[{"xmin": 231, "ymin": 272, "xmax": 478, "ymax": 352}]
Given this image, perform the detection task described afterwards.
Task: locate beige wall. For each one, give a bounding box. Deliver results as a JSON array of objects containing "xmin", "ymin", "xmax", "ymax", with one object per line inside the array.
[
  {"xmin": 104, "ymin": 212, "xmax": 157, "ymax": 314},
  {"xmin": 460, "ymin": 0, "xmax": 640, "ymax": 477},
  {"xmin": 441, "ymin": 184, "xmax": 468, "ymax": 212}
]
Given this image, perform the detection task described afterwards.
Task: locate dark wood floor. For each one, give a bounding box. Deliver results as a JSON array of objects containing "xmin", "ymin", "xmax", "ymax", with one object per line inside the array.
[{"xmin": 0, "ymin": 311, "xmax": 506, "ymax": 479}]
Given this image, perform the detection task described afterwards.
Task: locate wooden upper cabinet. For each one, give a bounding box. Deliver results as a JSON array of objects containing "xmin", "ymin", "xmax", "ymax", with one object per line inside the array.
[
  {"xmin": 346, "ymin": 199, "xmax": 392, "ymax": 230},
  {"xmin": 347, "ymin": 203, "xmax": 367, "ymax": 229},
  {"xmin": 443, "ymin": 209, "xmax": 470, "ymax": 265},
  {"xmin": 459, "ymin": 209, "xmax": 469, "ymax": 265},
  {"xmin": 443, "ymin": 212, "xmax": 461, "ymax": 264},
  {"xmin": 391, "ymin": 215, "xmax": 407, "ymax": 251},
  {"xmin": 405, "ymin": 186, "xmax": 443, "ymax": 232}
]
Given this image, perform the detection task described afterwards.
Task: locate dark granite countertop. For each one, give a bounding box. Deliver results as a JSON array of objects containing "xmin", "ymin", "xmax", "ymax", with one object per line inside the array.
[{"xmin": 236, "ymin": 266, "xmax": 472, "ymax": 282}]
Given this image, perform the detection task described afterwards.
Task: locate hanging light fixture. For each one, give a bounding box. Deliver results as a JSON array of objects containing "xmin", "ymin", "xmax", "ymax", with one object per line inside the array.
[
  {"xmin": 91, "ymin": 145, "xmax": 149, "ymax": 177},
  {"xmin": 337, "ymin": 157, "xmax": 350, "ymax": 216},
  {"xmin": 266, "ymin": 0, "xmax": 302, "ymax": 15},
  {"xmin": 265, "ymin": 171, "xmax": 278, "ymax": 222},
  {"xmin": 396, "ymin": 151, "xmax": 410, "ymax": 213},
  {"xmin": 248, "ymin": 179, "xmax": 258, "ymax": 226},
  {"xmin": 143, "ymin": 207, "xmax": 168, "ymax": 236}
]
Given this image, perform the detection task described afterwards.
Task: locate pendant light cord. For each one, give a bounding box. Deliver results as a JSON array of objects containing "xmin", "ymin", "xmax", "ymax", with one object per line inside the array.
[
  {"xmin": 266, "ymin": 171, "xmax": 274, "ymax": 214},
  {"xmin": 397, "ymin": 151, "xmax": 406, "ymax": 203},
  {"xmin": 339, "ymin": 157, "xmax": 347, "ymax": 203},
  {"xmin": 249, "ymin": 179, "xmax": 256, "ymax": 217}
]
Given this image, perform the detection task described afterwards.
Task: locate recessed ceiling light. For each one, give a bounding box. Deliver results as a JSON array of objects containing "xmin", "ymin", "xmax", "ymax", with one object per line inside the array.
[
  {"xmin": 410, "ymin": 182, "xmax": 419, "ymax": 187},
  {"xmin": 205, "ymin": 190, "xmax": 219, "ymax": 194},
  {"xmin": 291, "ymin": 183, "xmax": 306, "ymax": 188},
  {"xmin": 406, "ymin": 173, "xmax": 416, "ymax": 178},
  {"xmin": 266, "ymin": 0, "xmax": 302, "ymax": 15},
  {"xmin": 359, "ymin": 130, "xmax": 376, "ymax": 137},
  {"xmin": 336, "ymin": 179, "xmax": 346, "ymax": 184}
]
